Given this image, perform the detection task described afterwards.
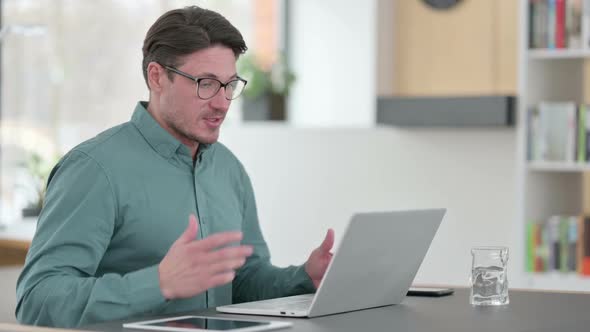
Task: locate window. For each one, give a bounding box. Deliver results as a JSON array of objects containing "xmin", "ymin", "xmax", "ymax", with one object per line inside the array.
[{"xmin": 0, "ymin": 0, "xmax": 283, "ymax": 222}]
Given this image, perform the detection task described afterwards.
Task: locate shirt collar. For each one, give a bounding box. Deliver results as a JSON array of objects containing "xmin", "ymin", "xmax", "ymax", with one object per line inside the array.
[{"xmin": 131, "ymin": 101, "xmax": 187, "ymax": 160}]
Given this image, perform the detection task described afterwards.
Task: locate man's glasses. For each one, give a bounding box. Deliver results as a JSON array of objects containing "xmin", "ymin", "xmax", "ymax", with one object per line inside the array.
[{"xmin": 163, "ymin": 65, "xmax": 247, "ymax": 100}]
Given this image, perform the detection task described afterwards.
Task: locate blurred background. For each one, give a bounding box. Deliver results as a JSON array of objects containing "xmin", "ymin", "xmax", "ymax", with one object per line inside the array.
[{"xmin": 1, "ymin": 0, "xmax": 589, "ymax": 323}]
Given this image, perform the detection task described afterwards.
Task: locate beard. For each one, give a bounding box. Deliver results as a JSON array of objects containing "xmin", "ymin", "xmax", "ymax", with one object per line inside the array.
[{"xmin": 168, "ymin": 116, "xmax": 221, "ymax": 145}]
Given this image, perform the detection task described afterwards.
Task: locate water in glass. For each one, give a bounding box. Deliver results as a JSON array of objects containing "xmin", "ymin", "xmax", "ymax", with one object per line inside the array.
[{"xmin": 470, "ymin": 247, "xmax": 509, "ymax": 306}]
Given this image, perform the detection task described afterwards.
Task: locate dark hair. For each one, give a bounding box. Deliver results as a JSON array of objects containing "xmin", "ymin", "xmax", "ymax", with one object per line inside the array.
[{"xmin": 142, "ymin": 6, "xmax": 248, "ymax": 88}]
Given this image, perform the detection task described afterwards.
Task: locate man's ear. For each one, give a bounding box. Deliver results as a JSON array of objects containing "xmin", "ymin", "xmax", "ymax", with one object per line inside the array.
[{"xmin": 147, "ymin": 62, "xmax": 166, "ymax": 92}]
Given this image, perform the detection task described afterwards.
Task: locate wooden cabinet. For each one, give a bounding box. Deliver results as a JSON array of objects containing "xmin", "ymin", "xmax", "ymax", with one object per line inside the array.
[
  {"xmin": 0, "ymin": 222, "xmax": 35, "ymax": 266},
  {"xmin": 0, "ymin": 240, "xmax": 29, "ymax": 266},
  {"xmin": 389, "ymin": 0, "xmax": 517, "ymax": 96}
]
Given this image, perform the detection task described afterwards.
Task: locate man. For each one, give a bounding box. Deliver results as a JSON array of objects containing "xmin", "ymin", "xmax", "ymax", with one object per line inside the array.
[{"xmin": 16, "ymin": 6, "xmax": 334, "ymax": 328}]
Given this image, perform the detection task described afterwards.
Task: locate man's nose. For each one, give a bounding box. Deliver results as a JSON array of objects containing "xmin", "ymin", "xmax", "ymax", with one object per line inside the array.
[{"xmin": 210, "ymin": 87, "xmax": 231, "ymax": 110}]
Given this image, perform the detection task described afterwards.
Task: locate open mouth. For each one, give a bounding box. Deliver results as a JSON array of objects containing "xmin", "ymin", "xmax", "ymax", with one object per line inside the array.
[{"xmin": 203, "ymin": 117, "xmax": 223, "ymax": 127}]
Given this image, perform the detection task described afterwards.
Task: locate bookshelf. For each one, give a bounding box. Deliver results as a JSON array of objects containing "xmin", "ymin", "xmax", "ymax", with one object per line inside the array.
[{"xmin": 517, "ymin": 0, "xmax": 590, "ymax": 291}]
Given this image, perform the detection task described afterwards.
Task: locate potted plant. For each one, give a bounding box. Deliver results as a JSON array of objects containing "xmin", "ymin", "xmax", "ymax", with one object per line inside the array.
[
  {"xmin": 19, "ymin": 152, "xmax": 58, "ymax": 218},
  {"xmin": 237, "ymin": 52, "xmax": 296, "ymax": 121}
]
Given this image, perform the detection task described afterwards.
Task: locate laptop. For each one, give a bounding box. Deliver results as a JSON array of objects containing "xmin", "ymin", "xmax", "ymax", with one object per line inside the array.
[{"xmin": 216, "ymin": 208, "xmax": 446, "ymax": 318}]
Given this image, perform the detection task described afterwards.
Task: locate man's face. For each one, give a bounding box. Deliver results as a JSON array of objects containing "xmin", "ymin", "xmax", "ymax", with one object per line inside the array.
[{"xmin": 157, "ymin": 45, "xmax": 237, "ymax": 146}]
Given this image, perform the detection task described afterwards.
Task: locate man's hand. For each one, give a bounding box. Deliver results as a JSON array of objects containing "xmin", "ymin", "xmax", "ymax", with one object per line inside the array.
[
  {"xmin": 158, "ymin": 214, "xmax": 254, "ymax": 300},
  {"xmin": 304, "ymin": 229, "xmax": 335, "ymax": 289}
]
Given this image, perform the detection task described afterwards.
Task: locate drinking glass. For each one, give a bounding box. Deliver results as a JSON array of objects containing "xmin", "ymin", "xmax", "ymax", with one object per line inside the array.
[{"xmin": 470, "ymin": 246, "xmax": 509, "ymax": 306}]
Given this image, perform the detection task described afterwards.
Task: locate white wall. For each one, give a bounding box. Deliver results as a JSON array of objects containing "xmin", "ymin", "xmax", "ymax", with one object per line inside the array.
[
  {"xmin": 287, "ymin": 0, "xmax": 377, "ymax": 127},
  {"xmin": 220, "ymin": 126, "xmax": 518, "ymax": 287},
  {"xmin": 376, "ymin": 0, "xmax": 395, "ymax": 96}
]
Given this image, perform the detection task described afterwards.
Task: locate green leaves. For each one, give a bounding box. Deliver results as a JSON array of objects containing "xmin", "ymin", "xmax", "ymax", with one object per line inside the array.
[
  {"xmin": 237, "ymin": 53, "xmax": 295, "ymax": 100},
  {"xmin": 20, "ymin": 152, "xmax": 60, "ymax": 210}
]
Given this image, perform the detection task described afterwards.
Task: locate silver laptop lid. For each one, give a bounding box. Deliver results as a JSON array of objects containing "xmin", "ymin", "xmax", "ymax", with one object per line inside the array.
[{"xmin": 308, "ymin": 209, "xmax": 445, "ymax": 317}]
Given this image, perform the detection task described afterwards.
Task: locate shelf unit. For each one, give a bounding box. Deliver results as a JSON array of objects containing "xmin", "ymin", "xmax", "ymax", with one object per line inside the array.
[
  {"xmin": 516, "ymin": 0, "xmax": 590, "ymax": 292},
  {"xmin": 520, "ymin": 272, "xmax": 590, "ymax": 291},
  {"xmin": 528, "ymin": 49, "xmax": 590, "ymax": 59},
  {"xmin": 528, "ymin": 161, "xmax": 590, "ymax": 172}
]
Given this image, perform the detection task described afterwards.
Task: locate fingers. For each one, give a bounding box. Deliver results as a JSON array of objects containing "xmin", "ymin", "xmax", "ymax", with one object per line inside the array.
[
  {"xmin": 208, "ymin": 258, "xmax": 247, "ymax": 274},
  {"xmin": 202, "ymin": 245, "xmax": 253, "ymax": 264},
  {"xmin": 194, "ymin": 246, "xmax": 250, "ymax": 289},
  {"xmin": 319, "ymin": 228, "xmax": 335, "ymax": 253},
  {"xmin": 161, "ymin": 217, "xmax": 252, "ymax": 300},
  {"xmin": 176, "ymin": 214, "xmax": 199, "ymax": 245}
]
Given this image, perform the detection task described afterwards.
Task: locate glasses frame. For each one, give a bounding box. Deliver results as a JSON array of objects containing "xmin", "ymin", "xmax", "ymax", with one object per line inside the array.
[{"xmin": 162, "ymin": 64, "xmax": 248, "ymax": 100}]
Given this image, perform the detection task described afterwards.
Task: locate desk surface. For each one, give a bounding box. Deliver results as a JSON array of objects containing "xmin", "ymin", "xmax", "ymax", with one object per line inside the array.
[{"xmin": 86, "ymin": 288, "xmax": 590, "ymax": 332}]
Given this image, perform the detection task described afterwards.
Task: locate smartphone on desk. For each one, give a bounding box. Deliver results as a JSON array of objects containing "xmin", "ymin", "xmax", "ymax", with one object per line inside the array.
[{"xmin": 407, "ymin": 287, "xmax": 454, "ymax": 297}]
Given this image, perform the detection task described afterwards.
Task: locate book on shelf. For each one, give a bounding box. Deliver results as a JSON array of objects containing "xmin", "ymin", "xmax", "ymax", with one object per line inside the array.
[
  {"xmin": 582, "ymin": 217, "xmax": 590, "ymax": 275},
  {"xmin": 530, "ymin": 0, "xmax": 548, "ymax": 48},
  {"xmin": 585, "ymin": 105, "xmax": 590, "ymax": 162},
  {"xmin": 525, "ymin": 219, "xmax": 544, "ymax": 273},
  {"xmin": 568, "ymin": 217, "xmax": 578, "ymax": 271},
  {"xmin": 580, "ymin": 175, "xmax": 590, "ymax": 275},
  {"xmin": 525, "ymin": 215, "xmax": 590, "ymax": 275},
  {"xmin": 567, "ymin": 0, "xmax": 583, "ymax": 48},
  {"xmin": 529, "ymin": 0, "xmax": 584, "ymax": 50},
  {"xmin": 548, "ymin": 0, "xmax": 557, "ymax": 48},
  {"xmin": 556, "ymin": 0, "xmax": 566, "ymax": 48},
  {"xmin": 537, "ymin": 222, "xmax": 547, "ymax": 271},
  {"xmin": 526, "ymin": 221, "xmax": 547, "ymax": 272},
  {"xmin": 560, "ymin": 217, "xmax": 570, "ymax": 271},
  {"xmin": 528, "ymin": 102, "xmax": 577, "ymax": 162},
  {"xmin": 527, "ymin": 101, "xmax": 590, "ymax": 163},
  {"xmin": 549, "ymin": 216, "xmax": 561, "ymax": 269},
  {"xmin": 577, "ymin": 104, "xmax": 586, "ymax": 162}
]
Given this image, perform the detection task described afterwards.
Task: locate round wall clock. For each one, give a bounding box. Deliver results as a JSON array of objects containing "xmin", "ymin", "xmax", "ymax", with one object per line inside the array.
[{"xmin": 422, "ymin": 0, "xmax": 462, "ymax": 10}]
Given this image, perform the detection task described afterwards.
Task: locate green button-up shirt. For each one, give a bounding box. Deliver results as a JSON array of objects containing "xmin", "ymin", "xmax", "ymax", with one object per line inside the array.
[{"xmin": 15, "ymin": 102, "xmax": 314, "ymax": 328}]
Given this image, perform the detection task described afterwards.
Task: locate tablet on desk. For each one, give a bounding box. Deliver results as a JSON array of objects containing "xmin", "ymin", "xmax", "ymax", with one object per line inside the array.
[{"xmin": 123, "ymin": 315, "xmax": 292, "ymax": 332}]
